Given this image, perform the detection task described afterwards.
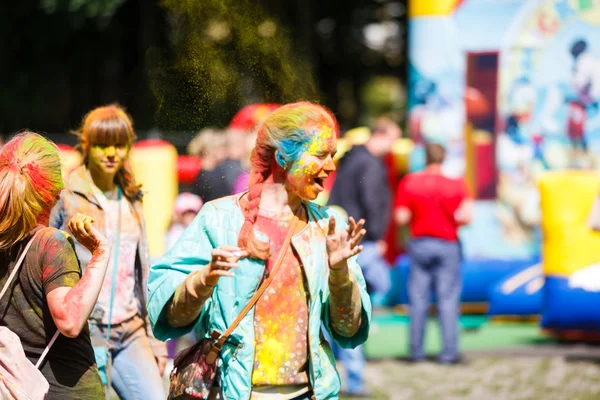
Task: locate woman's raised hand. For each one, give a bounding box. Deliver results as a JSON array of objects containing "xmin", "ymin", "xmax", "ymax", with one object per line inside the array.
[
  {"xmin": 326, "ymin": 216, "xmax": 366, "ymax": 270},
  {"xmin": 203, "ymin": 245, "xmax": 248, "ymax": 287},
  {"xmin": 68, "ymin": 213, "xmax": 109, "ymax": 253}
]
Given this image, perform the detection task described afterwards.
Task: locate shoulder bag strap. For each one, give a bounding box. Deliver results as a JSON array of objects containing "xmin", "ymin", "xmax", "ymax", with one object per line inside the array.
[
  {"xmin": 206, "ymin": 206, "xmax": 303, "ymax": 364},
  {"xmin": 0, "ymin": 231, "xmax": 41, "ymax": 301},
  {"xmin": 105, "ymin": 186, "xmax": 122, "ymax": 342},
  {"xmin": 0, "ymin": 229, "xmax": 61, "ymax": 369}
]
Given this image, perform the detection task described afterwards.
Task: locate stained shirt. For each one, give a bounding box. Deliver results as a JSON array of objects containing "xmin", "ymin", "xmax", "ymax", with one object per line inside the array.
[
  {"xmin": 251, "ymin": 210, "xmax": 309, "ymax": 386},
  {"xmin": 147, "ymin": 194, "xmax": 373, "ymax": 400},
  {"xmin": 91, "ymin": 185, "xmax": 140, "ymax": 325},
  {"xmin": 0, "ymin": 227, "xmax": 104, "ymax": 399}
]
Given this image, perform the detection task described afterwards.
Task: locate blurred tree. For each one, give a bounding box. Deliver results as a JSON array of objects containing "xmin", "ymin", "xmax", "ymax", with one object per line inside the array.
[
  {"xmin": 149, "ymin": 0, "xmax": 319, "ymax": 131},
  {"xmin": 40, "ymin": 0, "xmax": 126, "ymax": 20},
  {"xmin": 0, "ymin": 0, "xmax": 406, "ymax": 137},
  {"xmin": 0, "ymin": 0, "xmax": 166, "ymax": 134}
]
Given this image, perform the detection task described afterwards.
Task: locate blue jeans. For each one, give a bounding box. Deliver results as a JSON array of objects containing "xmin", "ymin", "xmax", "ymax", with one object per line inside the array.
[
  {"xmin": 408, "ymin": 238, "xmax": 462, "ymax": 362},
  {"xmin": 357, "ymin": 241, "xmax": 392, "ymax": 296},
  {"xmin": 92, "ymin": 316, "xmax": 165, "ymax": 400},
  {"xmin": 325, "ymin": 330, "xmax": 366, "ymax": 393}
]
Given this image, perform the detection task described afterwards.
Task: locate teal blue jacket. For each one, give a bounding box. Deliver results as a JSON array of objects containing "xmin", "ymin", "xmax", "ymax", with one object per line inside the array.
[{"xmin": 147, "ymin": 194, "xmax": 371, "ymax": 399}]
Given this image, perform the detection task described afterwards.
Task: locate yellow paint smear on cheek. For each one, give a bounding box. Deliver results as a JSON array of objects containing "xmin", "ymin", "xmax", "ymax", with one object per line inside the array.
[
  {"xmin": 306, "ymin": 125, "xmax": 334, "ymax": 154},
  {"xmin": 304, "ymin": 161, "xmax": 319, "ymax": 175}
]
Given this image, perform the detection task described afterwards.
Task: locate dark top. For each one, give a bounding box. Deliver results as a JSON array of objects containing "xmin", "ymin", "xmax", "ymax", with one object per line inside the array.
[
  {"xmin": 193, "ymin": 158, "xmax": 243, "ymax": 202},
  {"xmin": 328, "ymin": 145, "xmax": 391, "ymax": 242},
  {"xmin": 0, "ymin": 226, "xmax": 104, "ymax": 399}
]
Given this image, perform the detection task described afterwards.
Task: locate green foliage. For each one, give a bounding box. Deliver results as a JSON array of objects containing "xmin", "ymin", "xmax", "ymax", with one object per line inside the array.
[
  {"xmin": 149, "ymin": 0, "xmax": 320, "ymax": 131},
  {"xmin": 41, "ymin": 0, "xmax": 126, "ymax": 19}
]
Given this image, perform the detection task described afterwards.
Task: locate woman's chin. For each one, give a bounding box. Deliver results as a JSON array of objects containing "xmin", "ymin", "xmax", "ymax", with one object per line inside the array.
[{"xmin": 299, "ymin": 190, "xmax": 320, "ymax": 201}]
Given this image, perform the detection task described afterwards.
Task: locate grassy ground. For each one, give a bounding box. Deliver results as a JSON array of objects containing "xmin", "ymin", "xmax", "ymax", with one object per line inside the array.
[
  {"xmin": 340, "ymin": 313, "xmax": 600, "ymax": 399},
  {"xmin": 109, "ymin": 314, "xmax": 600, "ymax": 399},
  {"xmin": 339, "ymin": 354, "xmax": 600, "ymax": 400},
  {"xmin": 111, "ymin": 352, "xmax": 600, "ymax": 400}
]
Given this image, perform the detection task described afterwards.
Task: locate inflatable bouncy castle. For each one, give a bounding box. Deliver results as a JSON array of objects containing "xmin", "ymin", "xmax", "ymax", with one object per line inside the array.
[
  {"xmin": 129, "ymin": 139, "xmax": 178, "ymax": 258},
  {"xmin": 399, "ymin": 0, "xmax": 600, "ymax": 319},
  {"xmin": 539, "ymin": 171, "xmax": 600, "ymax": 337}
]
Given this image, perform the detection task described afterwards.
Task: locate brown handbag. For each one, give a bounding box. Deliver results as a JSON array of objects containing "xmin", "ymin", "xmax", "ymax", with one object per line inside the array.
[{"xmin": 168, "ymin": 211, "xmax": 302, "ymax": 400}]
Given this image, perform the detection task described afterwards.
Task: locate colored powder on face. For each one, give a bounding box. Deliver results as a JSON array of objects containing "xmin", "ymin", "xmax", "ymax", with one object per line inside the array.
[
  {"xmin": 287, "ymin": 125, "xmax": 336, "ymax": 177},
  {"xmin": 305, "ymin": 125, "xmax": 335, "ymax": 156}
]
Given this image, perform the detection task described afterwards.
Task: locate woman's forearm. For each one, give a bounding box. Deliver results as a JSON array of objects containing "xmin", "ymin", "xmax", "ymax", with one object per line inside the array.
[
  {"xmin": 48, "ymin": 246, "xmax": 111, "ymax": 338},
  {"xmin": 167, "ymin": 266, "xmax": 214, "ymax": 328},
  {"xmin": 328, "ymin": 263, "xmax": 362, "ymax": 337}
]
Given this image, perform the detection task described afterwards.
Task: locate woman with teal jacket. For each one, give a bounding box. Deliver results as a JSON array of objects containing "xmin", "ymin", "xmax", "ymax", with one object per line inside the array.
[{"xmin": 147, "ymin": 102, "xmax": 372, "ymax": 400}]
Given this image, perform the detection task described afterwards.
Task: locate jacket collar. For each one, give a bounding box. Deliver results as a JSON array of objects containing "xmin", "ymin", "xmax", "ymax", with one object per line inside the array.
[{"xmin": 67, "ymin": 165, "xmax": 103, "ymax": 209}]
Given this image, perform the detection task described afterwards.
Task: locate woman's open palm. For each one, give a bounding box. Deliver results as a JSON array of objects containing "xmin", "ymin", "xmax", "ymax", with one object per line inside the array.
[{"xmin": 326, "ymin": 216, "xmax": 366, "ymax": 270}]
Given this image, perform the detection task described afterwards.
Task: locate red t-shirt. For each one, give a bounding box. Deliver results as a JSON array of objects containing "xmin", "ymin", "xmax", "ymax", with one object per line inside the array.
[{"xmin": 395, "ymin": 170, "xmax": 470, "ymax": 241}]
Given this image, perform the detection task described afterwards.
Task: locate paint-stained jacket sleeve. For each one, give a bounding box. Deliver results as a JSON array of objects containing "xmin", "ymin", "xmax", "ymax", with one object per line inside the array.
[
  {"xmin": 147, "ymin": 203, "xmax": 216, "ymax": 341},
  {"xmin": 321, "ymin": 208, "xmax": 372, "ymax": 349}
]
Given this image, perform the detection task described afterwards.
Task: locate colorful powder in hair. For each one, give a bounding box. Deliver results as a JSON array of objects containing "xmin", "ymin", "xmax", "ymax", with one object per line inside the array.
[
  {"xmin": 4, "ymin": 134, "xmax": 63, "ymax": 207},
  {"xmin": 0, "ymin": 132, "xmax": 63, "ymax": 249},
  {"xmin": 149, "ymin": 0, "xmax": 319, "ymax": 130}
]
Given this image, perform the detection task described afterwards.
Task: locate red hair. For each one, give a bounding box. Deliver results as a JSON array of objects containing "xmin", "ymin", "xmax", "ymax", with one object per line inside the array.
[
  {"xmin": 74, "ymin": 104, "xmax": 141, "ymax": 201},
  {"xmin": 0, "ymin": 132, "xmax": 64, "ymax": 249},
  {"xmin": 237, "ymin": 101, "xmax": 338, "ymax": 260}
]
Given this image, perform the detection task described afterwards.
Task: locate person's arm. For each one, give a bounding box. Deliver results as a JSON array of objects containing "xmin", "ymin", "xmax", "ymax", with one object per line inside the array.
[
  {"xmin": 147, "ymin": 203, "xmax": 241, "ymax": 341},
  {"xmin": 46, "ymin": 214, "xmax": 110, "ymax": 338},
  {"xmin": 167, "ymin": 246, "xmax": 247, "ymax": 328},
  {"xmin": 455, "ymin": 198, "xmax": 473, "ymax": 226},
  {"xmin": 455, "ymin": 179, "xmax": 473, "ymax": 226},
  {"xmin": 395, "ymin": 207, "xmax": 412, "ymax": 226},
  {"xmin": 394, "ymin": 178, "xmax": 412, "ymax": 226},
  {"xmin": 329, "ymin": 266, "xmax": 362, "ymax": 337},
  {"xmin": 327, "ymin": 216, "xmax": 366, "ymax": 337}
]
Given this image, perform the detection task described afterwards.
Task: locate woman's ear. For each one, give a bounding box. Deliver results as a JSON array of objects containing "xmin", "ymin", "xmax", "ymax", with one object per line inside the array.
[{"xmin": 275, "ymin": 151, "xmax": 287, "ymax": 169}]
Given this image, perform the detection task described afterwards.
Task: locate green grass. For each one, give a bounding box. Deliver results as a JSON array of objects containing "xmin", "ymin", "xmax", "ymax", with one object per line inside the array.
[{"xmin": 364, "ymin": 313, "xmax": 552, "ymax": 359}]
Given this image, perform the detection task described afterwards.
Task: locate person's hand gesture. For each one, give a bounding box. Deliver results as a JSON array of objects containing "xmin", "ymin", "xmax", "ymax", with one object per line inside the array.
[
  {"xmin": 201, "ymin": 245, "xmax": 248, "ymax": 288},
  {"xmin": 326, "ymin": 216, "xmax": 366, "ymax": 270},
  {"xmin": 68, "ymin": 213, "xmax": 109, "ymax": 253}
]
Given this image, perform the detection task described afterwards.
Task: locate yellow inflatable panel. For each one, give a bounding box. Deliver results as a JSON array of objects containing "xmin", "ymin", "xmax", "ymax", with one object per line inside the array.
[
  {"xmin": 539, "ymin": 171, "xmax": 600, "ymax": 277},
  {"xmin": 391, "ymin": 138, "xmax": 414, "ymax": 174},
  {"xmin": 409, "ymin": 0, "xmax": 462, "ymax": 17},
  {"xmin": 129, "ymin": 140, "xmax": 178, "ymax": 258}
]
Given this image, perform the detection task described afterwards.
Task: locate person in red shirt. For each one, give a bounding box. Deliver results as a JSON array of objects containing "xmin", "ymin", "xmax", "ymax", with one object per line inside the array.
[{"xmin": 395, "ymin": 143, "xmax": 472, "ymax": 364}]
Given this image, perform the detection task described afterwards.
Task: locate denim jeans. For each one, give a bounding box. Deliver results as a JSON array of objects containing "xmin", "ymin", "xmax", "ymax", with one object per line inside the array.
[
  {"xmin": 90, "ymin": 315, "xmax": 165, "ymax": 400},
  {"xmin": 323, "ymin": 326, "xmax": 366, "ymax": 394},
  {"xmin": 357, "ymin": 241, "xmax": 392, "ymax": 296},
  {"xmin": 408, "ymin": 237, "xmax": 462, "ymax": 362},
  {"xmin": 332, "ymin": 343, "xmax": 366, "ymax": 393}
]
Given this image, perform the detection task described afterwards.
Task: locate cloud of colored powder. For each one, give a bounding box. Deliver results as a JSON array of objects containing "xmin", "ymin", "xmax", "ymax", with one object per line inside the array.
[{"xmin": 149, "ymin": 0, "xmax": 320, "ymax": 131}]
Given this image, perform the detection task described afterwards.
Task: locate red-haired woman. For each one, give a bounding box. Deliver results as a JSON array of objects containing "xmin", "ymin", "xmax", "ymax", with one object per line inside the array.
[
  {"xmin": 50, "ymin": 105, "xmax": 167, "ymax": 400},
  {"xmin": 0, "ymin": 132, "xmax": 109, "ymax": 399},
  {"xmin": 148, "ymin": 102, "xmax": 372, "ymax": 399}
]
